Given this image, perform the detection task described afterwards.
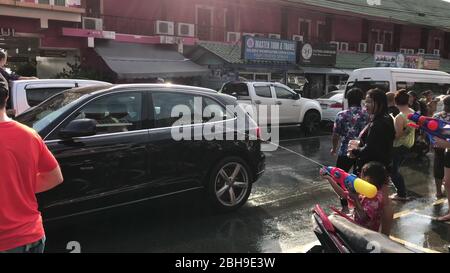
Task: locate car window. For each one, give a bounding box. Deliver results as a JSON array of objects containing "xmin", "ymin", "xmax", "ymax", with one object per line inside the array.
[
  {"xmin": 152, "ymin": 93, "xmax": 229, "ymax": 129},
  {"xmin": 330, "ymin": 93, "xmax": 344, "ymax": 101},
  {"xmin": 71, "ymin": 92, "xmax": 143, "ymax": 135},
  {"xmin": 319, "ymin": 91, "xmax": 343, "ymax": 99},
  {"xmin": 203, "ymin": 97, "xmax": 229, "ymax": 123},
  {"xmin": 274, "ymin": 86, "xmax": 295, "ymax": 99},
  {"xmin": 254, "ymin": 85, "xmax": 272, "ymax": 98},
  {"xmin": 26, "ymin": 87, "xmax": 71, "ymax": 107},
  {"xmin": 221, "ymin": 83, "xmax": 250, "ymax": 98}
]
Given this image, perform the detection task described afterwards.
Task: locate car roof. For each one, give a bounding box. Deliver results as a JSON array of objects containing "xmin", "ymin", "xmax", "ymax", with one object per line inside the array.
[
  {"xmin": 12, "ymin": 79, "xmax": 110, "ymax": 84},
  {"xmin": 353, "ymin": 67, "xmax": 450, "ymax": 76},
  {"xmin": 67, "ymin": 83, "xmax": 220, "ymax": 99}
]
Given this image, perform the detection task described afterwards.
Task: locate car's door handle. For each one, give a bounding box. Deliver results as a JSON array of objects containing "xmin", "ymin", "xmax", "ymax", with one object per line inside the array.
[
  {"xmin": 276, "ymin": 101, "xmax": 282, "ymax": 105},
  {"xmin": 254, "ymin": 100, "xmax": 262, "ymax": 105}
]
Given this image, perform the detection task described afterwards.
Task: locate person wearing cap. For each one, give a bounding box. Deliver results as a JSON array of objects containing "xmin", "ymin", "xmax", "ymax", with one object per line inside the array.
[
  {"xmin": 432, "ymin": 95, "xmax": 450, "ymax": 200},
  {"xmin": 0, "ymin": 83, "xmax": 63, "ymax": 253}
]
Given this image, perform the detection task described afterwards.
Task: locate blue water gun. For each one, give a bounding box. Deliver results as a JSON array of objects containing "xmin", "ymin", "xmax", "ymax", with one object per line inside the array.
[{"xmin": 407, "ymin": 112, "xmax": 450, "ymax": 145}]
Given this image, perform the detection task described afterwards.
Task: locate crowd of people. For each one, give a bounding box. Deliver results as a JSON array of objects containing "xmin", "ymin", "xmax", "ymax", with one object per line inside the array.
[{"xmin": 325, "ymin": 87, "xmax": 450, "ymax": 236}]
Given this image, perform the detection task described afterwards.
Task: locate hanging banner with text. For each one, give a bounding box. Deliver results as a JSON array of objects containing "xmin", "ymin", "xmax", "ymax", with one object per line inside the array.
[
  {"xmin": 241, "ymin": 36, "xmax": 297, "ymax": 63},
  {"xmin": 375, "ymin": 52, "xmax": 440, "ymax": 70},
  {"xmin": 297, "ymin": 43, "xmax": 337, "ymax": 66}
]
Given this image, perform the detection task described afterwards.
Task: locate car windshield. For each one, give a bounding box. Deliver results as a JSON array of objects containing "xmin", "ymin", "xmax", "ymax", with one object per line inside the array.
[
  {"xmin": 15, "ymin": 87, "xmax": 100, "ymax": 132},
  {"xmin": 319, "ymin": 91, "xmax": 344, "ymax": 99}
]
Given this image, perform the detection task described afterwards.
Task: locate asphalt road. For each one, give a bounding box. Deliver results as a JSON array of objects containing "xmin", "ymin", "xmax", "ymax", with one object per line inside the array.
[{"xmin": 43, "ymin": 127, "xmax": 450, "ymax": 253}]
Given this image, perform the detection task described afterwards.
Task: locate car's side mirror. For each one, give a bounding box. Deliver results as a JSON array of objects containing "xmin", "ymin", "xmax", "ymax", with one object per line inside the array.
[
  {"xmin": 293, "ymin": 93, "xmax": 301, "ymax": 100},
  {"xmin": 59, "ymin": 119, "xmax": 97, "ymax": 139}
]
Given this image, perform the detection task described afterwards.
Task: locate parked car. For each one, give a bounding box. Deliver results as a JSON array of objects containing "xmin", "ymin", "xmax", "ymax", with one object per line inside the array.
[
  {"xmin": 219, "ymin": 81, "xmax": 322, "ymax": 134},
  {"xmin": 316, "ymin": 90, "xmax": 344, "ymax": 122},
  {"xmin": 8, "ymin": 79, "xmax": 109, "ymax": 116},
  {"xmin": 16, "ymin": 84, "xmax": 265, "ymax": 220}
]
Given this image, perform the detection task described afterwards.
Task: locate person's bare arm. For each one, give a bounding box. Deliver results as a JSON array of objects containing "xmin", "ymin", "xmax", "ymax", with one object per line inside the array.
[
  {"xmin": 323, "ymin": 175, "xmax": 347, "ymax": 199},
  {"xmin": 331, "ymin": 133, "xmax": 340, "ymax": 155},
  {"xmin": 36, "ymin": 166, "xmax": 63, "ymax": 194},
  {"xmin": 394, "ymin": 115, "xmax": 405, "ymax": 139}
]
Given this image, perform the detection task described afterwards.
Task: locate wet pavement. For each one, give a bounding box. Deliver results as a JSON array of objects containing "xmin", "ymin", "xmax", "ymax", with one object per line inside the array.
[{"xmin": 43, "ymin": 126, "xmax": 450, "ymax": 253}]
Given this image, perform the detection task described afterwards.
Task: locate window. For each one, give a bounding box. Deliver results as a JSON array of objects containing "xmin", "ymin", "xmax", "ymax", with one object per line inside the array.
[
  {"xmin": 346, "ymin": 81, "xmax": 390, "ymax": 97},
  {"xmin": 435, "ymin": 38, "xmax": 441, "ymax": 50},
  {"xmin": 37, "ymin": 0, "xmax": 66, "ymax": 5},
  {"xmin": 317, "ymin": 22, "xmax": 327, "ymax": 42},
  {"xmin": 72, "ymin": 92, "xmax": 142, "ymax": 135},
  {"xmin": 203, "ymin": 97, "xmax": 228, "ymax": 123},
  {"xmin": 152, "ymin": 93, "xmax": 229, "ymax": 129},
  {"xmin": 54, "ymin": 0, "xmax": 65, "ymax": 6},
  {"xmin": 396, "ymin": 82, "xmax": 450, "ymax": 96},
  {"xmin": 370, "ymin": 29, "xmax": 380, "ymax": 44},
  {"xmin": 274, "ymin": 86, "xmax": 295, "ymax": 99},
  {"xmin": 254, "ymin": 86, "xmax": 272, "ymax": 98},
  {"xmin": 299, "ymin": 20, "xmax": 310, "ymax": 39},
  {"xmin": 26, "ymin": 87, "xmax": 70, "ymax": 107},
  {"xmin": 221, "ymin": 83, "xmax": 249, "ymax": 98}
]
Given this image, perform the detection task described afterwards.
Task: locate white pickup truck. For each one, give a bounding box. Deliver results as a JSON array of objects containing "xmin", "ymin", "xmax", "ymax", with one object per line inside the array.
[
  {"xmin": 8, "ymin": 79, "xmax": 109, "ymax": 116},
  {"xmin": 220, "ymin": 81, "xmax": 322, "ymax": 133}
]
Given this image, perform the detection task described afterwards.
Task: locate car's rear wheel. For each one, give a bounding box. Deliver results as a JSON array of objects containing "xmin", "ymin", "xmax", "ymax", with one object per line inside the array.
[
  {"xmin": 207, "ymin": 157, "xmax": 253, "ymax": 212},
  {"xmin": 303, "ymin": 110, "xmax": 321, "ymax": 135}
]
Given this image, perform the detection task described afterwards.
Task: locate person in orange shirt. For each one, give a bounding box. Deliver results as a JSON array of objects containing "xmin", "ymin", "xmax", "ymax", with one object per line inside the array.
[{"xmin": 0, "ymin": 83, "xmax": 63, "ymax": 253}]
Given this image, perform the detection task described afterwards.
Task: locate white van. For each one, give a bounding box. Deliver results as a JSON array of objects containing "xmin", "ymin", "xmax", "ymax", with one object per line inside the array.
[
  {"xmin": 344, "ymin": 68, "xmax": 450, "ymax": 109},
  {"xmin": 8, "ymin": 79, "xmax": 110, "ymax": 116}
]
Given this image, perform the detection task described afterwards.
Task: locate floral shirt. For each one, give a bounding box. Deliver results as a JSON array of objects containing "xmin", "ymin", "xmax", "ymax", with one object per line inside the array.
[
  {"xmin": 433, "ymin": 111, "xmax": 450, "ymax": 123},
  {"xmin": 354, "ymin": 191, "xmax": 383, "ymax": 232},
  {"xmin": 333, "ymin": 107, "xmax": 369, "ymax": 157}
]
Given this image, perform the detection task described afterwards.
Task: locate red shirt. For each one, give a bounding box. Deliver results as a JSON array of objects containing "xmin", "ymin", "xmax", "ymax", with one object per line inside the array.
[{"xmin": 0, "ymin": 121, "xmax": 58, "ymax": 251}]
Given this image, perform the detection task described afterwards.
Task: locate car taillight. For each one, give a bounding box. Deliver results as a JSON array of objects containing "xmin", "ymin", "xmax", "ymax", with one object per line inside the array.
[
  {"xmin": 256, "ymin": 127, "xmax": 261, "ymax": 140},
  {"xmin": 330, "ymin": 102, "xmax": 343, "ymax": 109}
]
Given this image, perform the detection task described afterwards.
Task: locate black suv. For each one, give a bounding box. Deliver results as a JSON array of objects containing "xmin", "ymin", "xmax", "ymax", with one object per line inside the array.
[{"xmin": 16, "ymin": 84, "xmax": 265, "ymax": 220}]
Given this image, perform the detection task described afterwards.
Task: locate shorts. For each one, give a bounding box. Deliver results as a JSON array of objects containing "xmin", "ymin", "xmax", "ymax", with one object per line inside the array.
[{"xmin": 434, "ymin": 148, "xmax": 445, "ymax": 179}]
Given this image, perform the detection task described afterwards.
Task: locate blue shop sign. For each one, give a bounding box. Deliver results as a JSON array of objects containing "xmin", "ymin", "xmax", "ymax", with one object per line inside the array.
[{"xmin": 242, "ymin": 36, "xmax": 297, "ymax": 63}]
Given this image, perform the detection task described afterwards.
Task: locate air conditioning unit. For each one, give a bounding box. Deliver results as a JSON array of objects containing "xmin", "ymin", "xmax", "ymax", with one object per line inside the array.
[
  {"xmin": 242, "ymin": 33, "xmax": 256, "ymax": 37},
  {"xmin": 339, "ymin": 42, "xmax": 349, "ymax": 51},
  {"xmin": 418, "ymin": 48, "xmax": 425, "ymax": 54},
  {"xmin": 177, "ymin": 23, "xmax": 195, "ymax": 37},
  {"xmin": 375, "ymin": 43, "xmax": 384, "ymax": 52},
  {"xmin": 330, "ymin": 41, "xmax": 339, "ymax": 49},
  {"xmin": 82, "ymin": 17, "xmax": 103, "ymax": 31},
  {"xmin": 434, "ymin": 49, "xmax": 440, "ymax": 56},
  {"xmin": 358, "ymin": 43, "xmax": 368, "ymax": 53},
  {"xmin": 399, "ymin": 48, "xmax": 407, "ymax": 54},
  {"xmin": 407, "ymin": 49, "xmax": 415, "ymax": 54},
  {"xmin": 227, "ymin": 32, "xmax": 241, "ymax": 43},
  {"xmin": 155, "ymin": 20, "xmax": 175, "ymax": 35},
  {"xmin": 268, "ymin": 33, "xmax": 281, "ymax": 39},
  {"xmin": 254, "ymin": 33, "xmax": 265, "ymax": 38},
  {"xmin": 292, "ymin": 35, "xmax": 304, "ymax": 42}
]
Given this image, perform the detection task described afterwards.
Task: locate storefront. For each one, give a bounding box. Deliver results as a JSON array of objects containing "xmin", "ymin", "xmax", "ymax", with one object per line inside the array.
[
  {"xmin": 297, "ymin": 42, "xmax": 351, "ymax": 98},
  {"xmin": 186, "ymin": 39, "xmax": 304, "ymax": 91},
  {"xmin": 0, "ymin": 2, "xmax": 85, "ymax": 78}
]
